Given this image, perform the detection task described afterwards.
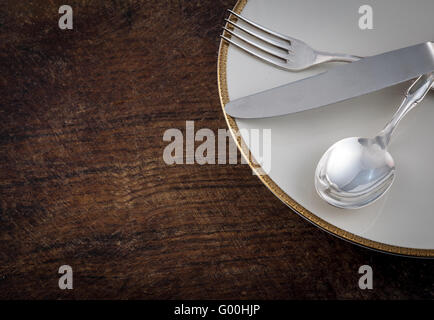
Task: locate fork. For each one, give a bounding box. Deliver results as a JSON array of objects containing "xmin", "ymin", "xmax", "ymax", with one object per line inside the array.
[{"xmin": 221, "ymin": 10, "xmax": 361, "ymax": 71}]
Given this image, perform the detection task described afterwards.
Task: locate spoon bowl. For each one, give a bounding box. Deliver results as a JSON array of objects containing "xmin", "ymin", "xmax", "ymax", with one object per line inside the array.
[
  {"xmin": 315, "ymin": 73, "xmax": 433, "ymax": 209},
  {"xmin": 315, "ymin": 137, "xmax": 395, "ymax": 209}
]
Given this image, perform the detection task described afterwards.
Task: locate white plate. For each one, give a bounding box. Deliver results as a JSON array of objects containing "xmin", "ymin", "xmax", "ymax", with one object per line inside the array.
[{"xmin": 218, "ymin": 0, "xmax": 434, "ymax": 257}]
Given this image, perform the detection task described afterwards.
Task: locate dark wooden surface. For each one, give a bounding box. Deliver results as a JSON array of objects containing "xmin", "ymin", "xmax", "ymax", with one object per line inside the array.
[{"xmin": 0, "ymin": 0, "xmax": 433, "ymax": 300}]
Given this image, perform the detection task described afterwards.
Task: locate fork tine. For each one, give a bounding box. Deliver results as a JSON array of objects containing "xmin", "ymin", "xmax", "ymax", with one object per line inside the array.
[
  {"xmin": 227, "ymin": 10, "xmax": 291, "ymax": 42},
  {"xmin": 221, "ymin": 35, "xmax": 288, "ymax": 70},
  {"xmin": 225, "ymin": 19, "xmax": 289, "ymax": 51},
  {"xmin": 222, "ymin": 27, "xmax": 289, "ymax": 61}
]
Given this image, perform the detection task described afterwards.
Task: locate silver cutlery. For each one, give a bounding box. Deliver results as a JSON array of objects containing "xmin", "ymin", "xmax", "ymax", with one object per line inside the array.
[
  {"xmin": 224, "ymin": 42, "xmax": 434, "ymax": 119},
  {"xmin": 221, "ymin": 10, "xmax": 360, "ymax": 71},
  {"xmin": 315, "ymin": 72, "xmax": 434, "ymax": 209},
  {"xmin": 221, "ymin": 11, "xmax": 434, "ymax": 210}
]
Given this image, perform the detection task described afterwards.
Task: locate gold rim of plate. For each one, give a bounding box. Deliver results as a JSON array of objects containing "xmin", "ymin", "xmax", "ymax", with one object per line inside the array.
[{"xmin": 217, "ymin": 0, "xmax": 434, "ymax": 257}]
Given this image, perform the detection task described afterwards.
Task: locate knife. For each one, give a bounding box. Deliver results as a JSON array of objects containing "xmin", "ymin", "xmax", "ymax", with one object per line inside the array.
[{"xmin": 225, "ymin": 42, "xmax": 434, "ymax": 119}]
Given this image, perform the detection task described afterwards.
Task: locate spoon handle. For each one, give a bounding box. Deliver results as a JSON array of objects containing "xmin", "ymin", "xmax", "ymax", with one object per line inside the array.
[{"xmin": 378, "ymin": 72, "xmax": 434, "ymax": 146}]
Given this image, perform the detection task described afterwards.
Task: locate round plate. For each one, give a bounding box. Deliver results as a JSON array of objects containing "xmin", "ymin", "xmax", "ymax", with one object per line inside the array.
[{"xmin": 218, "ymin": 0, "xmax": 434, "ymax": 257}]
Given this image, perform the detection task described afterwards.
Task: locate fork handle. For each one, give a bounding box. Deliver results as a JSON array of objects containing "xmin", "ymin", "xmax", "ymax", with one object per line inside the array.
[{"xmin": 316, "ymin": 51, "xmax": 361, "ymax": 63}]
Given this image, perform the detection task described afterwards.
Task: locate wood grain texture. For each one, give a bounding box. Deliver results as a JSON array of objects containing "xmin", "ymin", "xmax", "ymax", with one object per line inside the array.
[{"xmin": 0, "ymin": 0, "xmax": 433, "ymax": 299}]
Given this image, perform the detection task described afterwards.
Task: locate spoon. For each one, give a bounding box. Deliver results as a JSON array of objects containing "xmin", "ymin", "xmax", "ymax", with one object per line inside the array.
[{"xmin": 315, "ymin": 72, "xmax": 434, "ymax": 209}]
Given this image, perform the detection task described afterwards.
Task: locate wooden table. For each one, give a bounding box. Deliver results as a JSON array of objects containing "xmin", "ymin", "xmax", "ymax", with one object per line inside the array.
[{"xmin": 0, "ymin": 0, "xmax": 433, "ymax": 299}]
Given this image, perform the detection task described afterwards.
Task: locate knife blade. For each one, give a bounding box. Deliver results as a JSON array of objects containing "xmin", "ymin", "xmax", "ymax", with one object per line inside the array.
[{"xmin": 225, "ymin": 42, "xmax": 434, "ymax": 119}]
